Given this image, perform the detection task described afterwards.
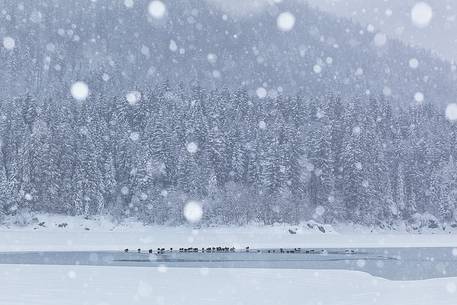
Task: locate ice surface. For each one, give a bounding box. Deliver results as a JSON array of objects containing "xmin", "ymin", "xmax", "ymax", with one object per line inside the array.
[{"xmin": 1, "ymin": 247, "xmax": 457, "ymax": 280}]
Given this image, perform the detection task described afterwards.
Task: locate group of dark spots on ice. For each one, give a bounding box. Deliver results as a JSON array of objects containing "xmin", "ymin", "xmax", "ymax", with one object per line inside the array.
[
  {"xmin": 122, "ymin": 247, "xmax": 335, "ymax": 254},
  {"xmin": 124, "ymin": 247, "xmax": 239, "ymax": 254}
]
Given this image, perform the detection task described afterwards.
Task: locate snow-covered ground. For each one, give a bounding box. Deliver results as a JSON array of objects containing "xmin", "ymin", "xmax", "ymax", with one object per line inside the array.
[
  {"xmin": 1, "ymin": 214, "xmax": 457, "ymax": 305},
  {"xmin": 1, "ymin": 265, "xmax": 456, "ymax": 305},
  {"xmin": 1, "ymin": 214, "xmax": 456, "ymax": 252}
]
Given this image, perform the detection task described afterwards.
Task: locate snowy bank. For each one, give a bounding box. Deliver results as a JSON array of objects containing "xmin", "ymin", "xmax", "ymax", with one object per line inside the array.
[{"xmin": 0, "ymin": 214, "xmax": 456, "ymax": 252}]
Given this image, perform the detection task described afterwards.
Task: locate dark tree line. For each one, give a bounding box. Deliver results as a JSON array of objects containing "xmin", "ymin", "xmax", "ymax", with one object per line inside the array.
[{"xmin": 1, "ymin": 84, "xmax": 456, "ymax": 227}]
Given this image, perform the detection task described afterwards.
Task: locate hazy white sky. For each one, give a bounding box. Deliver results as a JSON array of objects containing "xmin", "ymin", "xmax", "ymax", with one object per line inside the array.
[
  {"xmin": 209, "ymin": 0, "xmax": 457, "ymax": 62},
  {"xmin": 306, "ymin": 0, "xmax": 457, "ymax": 62}
]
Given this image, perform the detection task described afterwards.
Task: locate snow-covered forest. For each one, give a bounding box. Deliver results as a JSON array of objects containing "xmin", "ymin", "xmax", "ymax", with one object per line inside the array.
[
  {"xmin": 1, "ymin": 86, "xmax": 456, "ymax": 227},
  {"xmin": 1, "ymin": 0, "xmax": 457, "ymax": 228}
]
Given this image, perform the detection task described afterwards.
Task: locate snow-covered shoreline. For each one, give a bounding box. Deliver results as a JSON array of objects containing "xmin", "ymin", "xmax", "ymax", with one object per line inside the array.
[{"xmin": 1, "ymin": 214, "xmax": 456, "ymax": 252}]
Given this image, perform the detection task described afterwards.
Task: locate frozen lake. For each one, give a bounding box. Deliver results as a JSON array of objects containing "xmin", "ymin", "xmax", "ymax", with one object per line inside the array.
[{"xmin": 1, "ymin": 247, "xmax": 456, "ymax": 281}]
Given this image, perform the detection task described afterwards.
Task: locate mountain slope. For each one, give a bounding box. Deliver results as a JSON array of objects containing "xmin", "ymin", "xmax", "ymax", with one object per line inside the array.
[{"xmin": 0, "ymin": 0, "xmax": 456, "ymax": 107}]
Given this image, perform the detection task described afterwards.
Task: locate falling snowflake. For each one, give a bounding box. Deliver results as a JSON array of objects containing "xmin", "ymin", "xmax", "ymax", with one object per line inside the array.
[
  {"xmin": 409, "ymin": 58, "xmax": 419, "ymax": 69},
  {"xmin": 30, "ymin": 11, "xmax": 43, "ymax": 23},
  {"xmin": 445, "ymin": 104, "xmax": 457, "ymax": 121},
  {"xmin": 212, "ymin": 70, "xmax": 221, "ymax": 78},
  {"xmin": 169, "ymin": 40, "xmax": 178, "ymax": 52},
  {"xmin": 121, "ymin": 186, "xmax": 129, "ymax": 195},
  {"xmin": 258, "ymin": 120, "xmax": 267, "ymax": 129},
  {"xmin": 186, "ymin": 142, "xmax": 198, "ymax": 154},
  {"xmin": 46, "ymin": 43, "xmax": 56, "ymax": 52},
  {"xmin": 256, "ymin": 87, "xmax": 267, "ymax": 99},
  {"xmin": 80, "ymin": 126, "xmax": 89, "ymax": 136},
  {"xmin": 141, "ymin": 45, "xmax": 150, "ymax": 56},
  {"xmin": 411, "ymin": 2, "xmax": 433, "ymax": 28},
  {"xmin": 374, "ymin": 33, "xmax": 387, "ymax": 47},
  {"xmin": 184, "ymin": 201, "xmax": 203, "ymax": 223},
  {"xmin": 130, "ymin": 132, "xmax": 140, "ymax": 142},
  {"xmin": 207, "ymin": 53, "xmax": 217, "ymax": 64},
  {"xmin": 414, "ymin": 92, "xmax": 425, "ymax": 103},
  {"xmin": 148, "ymin": 1, "xmax": 166, "ymax": 19},
  {"xmin": 70, "ymin": 81, "xmax": 89, "ymax": 101},
  {"xmin": 315, "ymin": 205, "xmax": 325, "ymax": 216},
  {"xmin": 126, "ymin": 91, "xmax": 142, "ymax": 105},
  {"xmin": 313, "ymin": 64, "xmax": 322, "ymax": 74},
  {"xmin": 277, "ymin": 12, "xmax": 295, "ymax": 32},
  {"xmin": 124, "ymin": 0, "xmax": 134, "ymax": 8},
  {"xmin": 355, "ymin": 162, "xmax": 363, "ymax": 170},
  {"xmin": 383, "ymin": 86, "xmax": 392, "ymax": 96},
  {"xmin": 2, "ymin": 36, "xmax": 15, "ymax": 50}
]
